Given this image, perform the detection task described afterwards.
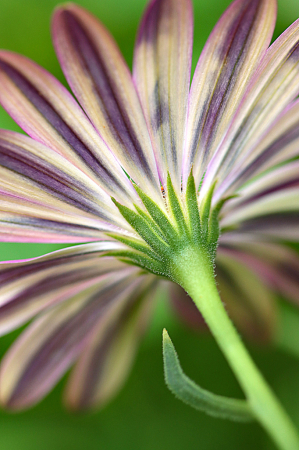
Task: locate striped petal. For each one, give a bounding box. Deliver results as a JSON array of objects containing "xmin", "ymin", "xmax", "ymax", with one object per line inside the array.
[
  {"xmin": 183, "ymin": 0, "xmax": 276, "ymax": 187},
  {"xmin": 220, "ymin": 161, "xmax": 299, "ymax": 240},
  {"xmin": 216, "ymin": 248, "xmax": 276, "ymax": 342},
  {"xmin": 224, "ymin": 213, "xmax": 299, "ymax": 242},
  {"xmin": 133, "ymin": 0, "xmax": 193, "ymax": 191},
  {"xmin": 0, "ymin": 51, "xmax": 136, "ymax": 205},
  {"xmin": 218, "ymin": 242, "xmax": 299, "ymax": 306},
  {"xmin": 65, "ymin": 277, "xmax": 156, "ymax": 410},
  {"xmin": 0, "ymin": 268, "xmax": 144, "ymax": 409},
  {"xmin": 52, "ymin": 5, "xmax": 162, "ymax": 205},
  {"xmin": 0, "ymin": 130, "xmax": 135, "ymax": 243},
  {"xmin": 203, "ymin": 15, "xmax": 299, "ymax": 199},
  {"xmin": 0, "ymin": 242, "xmax": 125, "ymax": 335},
  {"xmin": 215, "ymin": 99, "xmax": 299, "ymax": 200}
]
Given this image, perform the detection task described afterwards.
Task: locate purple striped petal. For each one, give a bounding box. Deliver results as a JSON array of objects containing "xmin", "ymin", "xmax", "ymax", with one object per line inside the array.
[
  {"xmin": 0, "ymin": 242, "xmax": 125, "ymax": 335},
  {"xmin": 0, "ymin": 131, "xmax": 137, "ymax": 241},
  {"xmin": 183, "ymin": 0, "xmax": 276, "ymax": 188},
  {"xmin": 221, "ymin": 161, "xmax": 299, "ymax": 235},
  {"xmin": 215, "ymin": 99, "xmax": 299, "ymax": 200},
  {"xmin": 218, "ymin": 242, "xmax": 299, "ymax": 305},
  {"xmin": 216, "ymin": 248, "xmax": 275, "ymax": 341},
  {"xmin": 0, "ymin": 51, "xmax": 137, "ymax": 205},
  {"xmin": 224, "ymin": 214, "xmax": 299, "ymax": 242},
  {"xmin": 65, "ymin": 277, "xmax": 156, "ymax": 410},
  {"xmin": 202, "ymin": 15, "xmax": 299, "ymax": 200},
  {"xmin": 0, "ymin": 268, "xmax": 143, "ymax": 410},
  {"xmin": 133, "ymin": 0, "xmax": 193, "ymax": 191},
  {"xmin": 0, "ymin": 129, "xmax": 130, "ymax": 225},
  {"xmin": 52, "ymin": 5, "xmax": 162, "ymax": 206}
]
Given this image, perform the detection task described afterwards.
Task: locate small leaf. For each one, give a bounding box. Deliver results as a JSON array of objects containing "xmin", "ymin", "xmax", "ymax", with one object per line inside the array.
[{"xmin": 162, "ymin": 329, "xmax": 253, "ymax": 422}]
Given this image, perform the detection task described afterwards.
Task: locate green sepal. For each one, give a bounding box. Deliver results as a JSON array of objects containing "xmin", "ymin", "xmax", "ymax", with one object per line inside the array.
[
  {"xmin": 163, "ymin": 329, "xmax": 253, "ymax": 422},
  {"xmin": 200, "ymin": 180, "xmax": 217, "ymax": 239},
  {"xmin": 111, "ymin": 198, "xmax": 170, "ymax": 256},
  {"xmin": 105, "ymin": 250, "xmax": 166, "ymax": 276},
  {"xmin": 134, "ymin": 184, "xmax": 178, "ymax": 243},
  {"xmin": 106, "ymin": 233, "xmax": 161, "ymax": 261},
  {"xmin": 166, "ymin": 174, "xmax": 189, "ymax": 237},
  {"xmin": 134, "ymin": 205, "xmax": 165, "ymax": 240},
  {"xmin": 185, "ymin": 171, "xmax": 202, "ymax": 243}
]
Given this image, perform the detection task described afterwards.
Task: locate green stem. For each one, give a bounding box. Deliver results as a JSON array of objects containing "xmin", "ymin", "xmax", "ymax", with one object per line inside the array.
[{"xmin": 171, "ymin": 246, "xmax": 299, "ymax": 450}]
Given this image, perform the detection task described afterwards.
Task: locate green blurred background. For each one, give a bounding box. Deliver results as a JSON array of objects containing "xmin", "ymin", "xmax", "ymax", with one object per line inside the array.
[{"xmin": 1, "ymin": 0, "xmax": 299, "ymax": 449}]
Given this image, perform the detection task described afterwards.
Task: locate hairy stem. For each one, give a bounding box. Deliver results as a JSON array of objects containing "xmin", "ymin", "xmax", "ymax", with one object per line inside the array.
[{"xmin": 171, "ymin": 246, "xmax": 299, "ymax": 450}]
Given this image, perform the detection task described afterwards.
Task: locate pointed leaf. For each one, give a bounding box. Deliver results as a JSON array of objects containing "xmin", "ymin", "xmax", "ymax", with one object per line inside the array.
[{"xmin": 163, "ymin": 329, "xmax": 253, "ymax": 422}]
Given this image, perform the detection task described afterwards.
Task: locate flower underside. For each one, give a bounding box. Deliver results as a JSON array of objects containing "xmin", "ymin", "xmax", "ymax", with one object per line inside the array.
[{"xmin": 107, "ymin": 171, "xmax": 226, "ymax": 280}]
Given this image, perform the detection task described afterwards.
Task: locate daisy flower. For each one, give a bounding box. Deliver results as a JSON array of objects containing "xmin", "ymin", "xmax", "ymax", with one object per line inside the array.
[{"xmin": 0, "ymin": 0, "xmax": 299, "ymax": 448}]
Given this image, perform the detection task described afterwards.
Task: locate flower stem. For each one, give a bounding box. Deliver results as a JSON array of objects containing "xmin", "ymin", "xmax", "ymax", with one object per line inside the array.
[{"xmin": 171, "ymin": 246, "xmax": 299, "ymax": 450}]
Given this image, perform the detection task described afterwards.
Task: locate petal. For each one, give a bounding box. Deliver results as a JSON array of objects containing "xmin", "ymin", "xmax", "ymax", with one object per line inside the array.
[
  {"xmin": 218, "ymin": 241, "xmax": 299, "ymax": 305},
  {"xmin": 215, "ymin": 99, "xmax": 299, "ymax": 199},
  {"xmin": 224, "ymin": 213, "xmax": 299, "ymax": 242},
  {"xmin": 0, "ymin": 268, "xmax": 143, "ymax": 409},
  {"xmin": 133, "ymin": 0, "xmax": 193, "ymax": 190},
  {"xmin": 52, "ymin": 5, "xmax": 162, "ymax": 205},
  {"xmin": 216, "ymin": 247, "xmax": 276, "ymax": 342},
  {"xmin": 0, "ymin": 51, "xmax": 136, "ymax": 204},
  {"xmin": 0, "ymin": 242, "xmax": 125, "ymax": 335},
  {"xmin": 65, "ymin": 277, "xmax": 156, "ymax": 410},
  {"xmin": 220, "ymin": 161, "xmax": 299, "ymax": 238},
  {"xmin": 0, "ymin": 130, "xmax": 133, "ymax": 242},
  {"xmin": 203, "ymin": 15, "xmax": 299, "ymax": 199},
  {"xmin": 183, "ymin": 0, "xmax": 276, "ymax": 187}
]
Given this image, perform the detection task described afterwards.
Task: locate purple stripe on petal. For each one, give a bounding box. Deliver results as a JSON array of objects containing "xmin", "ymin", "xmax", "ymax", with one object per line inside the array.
[
  {"xmin": 202, "ymin": 17, "xmax": 299, "ymax": 199},
  {"xmin": 0, "ymin": 60, "xmax": 124, "ymax": 193},
  {"xmin": 0, "ymin": 272, "xmax": 140, "ymax": 409},
  {"xmin": 0, "ymin": 243, "xmax": 126, "ymax": 334},
  {"xmin": 65, "ymin": 276, "xmax": 156, "ymax": 409},
  {"xmin": 60, "ymin": 11, "xmax": 154, "ymax": 181},
  {"xmin": 218, "ymin": 242, "xmax": 299, "ymax": 304},
  {"xmin": 231, "ymin": 212, "xmax": 299, "ymax": 234},
  {"xmin": 0, "ymin": 242, "xmax": 123, "ymax": 289},
  {"xmin": 190, "ymin": 0, "xmax": 263, "ymax": 157},
  {"xmin": 215, "ymin": 106, "xmax": 299, "ymax": 200},
  {"xmin": 52, "ymin": 6, "xmax": 162, "ymax": 205},
  {"xmin": 134, "ymin": 0, "xmax": 193, "ymax": 190},
  {"xmin": 0, "ymin": 139, "xmax": 107, "ymax": 217},
  {"xmin": 184, "ymin": 0, "xmax": 276, "ymax": 188},
  {"xmin": 0, "ymin": 52, "xmax": 138, "ymax": 205},
  {"xmin": 3, "ymin": 216, "xmax": 108, "ymax": 237}
]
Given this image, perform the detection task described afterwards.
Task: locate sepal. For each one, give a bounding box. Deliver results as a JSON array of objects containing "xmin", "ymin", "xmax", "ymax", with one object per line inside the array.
[
  {"xmin": 134, "ymin": 184, "xmax": 179, "ymax": 243},
  {"xmin": 109, "ymin": 172, "xmax": 225, "ymax": 278},
  {"xmin": 185, "ymin": 171, "xmax": 201, "ymax": 242}
]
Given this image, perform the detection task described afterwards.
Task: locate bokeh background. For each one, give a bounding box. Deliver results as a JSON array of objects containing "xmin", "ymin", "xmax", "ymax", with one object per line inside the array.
[{"xmin": 1, "ymin": 0, "xmax": 299, "ymax": 449}]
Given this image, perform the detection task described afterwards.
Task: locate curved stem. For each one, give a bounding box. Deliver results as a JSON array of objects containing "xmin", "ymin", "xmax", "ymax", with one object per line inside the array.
[{"xmin": 171, "ymin": 246, "xmax": 299, "ymax": 450}]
